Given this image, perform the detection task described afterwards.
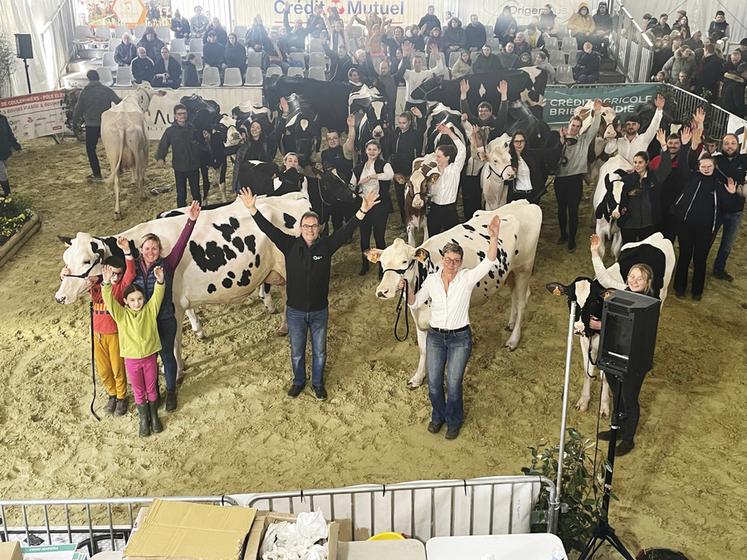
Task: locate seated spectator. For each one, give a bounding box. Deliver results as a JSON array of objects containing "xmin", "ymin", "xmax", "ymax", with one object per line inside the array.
[
  {"xmin": 672, "ymin": 14, "xmax": 690, "ymax": 39},
  {"xmin": 573, "ymin": 41, "xmax": 600, "ymax": 83},
  {"xmin": 473, "ymin": 44, "xmax": 504, "ymax": 73},
  {"xmin": 534, "ymin": 51, "xmax": 556, "ymax": 83},
  {"xmin": 204, "ymin": 17, "xmax": 228, "ymax": 45},
  {"xmin": 137, "ymin": 27, "xmax": 165, "ymax": 62},
  {"xmin": 245, "ymin": 15, "xmax": 269, "ymax": 52},
  {"xmin": 740, "ymin": 38, "xmax": 747, "ymax": 59},
  {"xmin": 131, "ymin": 47, "xmax": 155, "ymax": 84},
  {"xmin": 451, "ymin": 50, "xmax": 472, "ymax": 79},
  {"xmin": 724, "ymin": 49, "xmax": 743, "ymax": 74},
  {"xmin": 465, "ymin": 14, "xmax": 486, "ymax": 51},
  {"xmin": 694, "ymin": 43, "xmax": 724, "ymax": 100},
  {"xmin": 182, "ymin": 54, "xmax": 200, "ymax": 87},
  {"xmin": 418, "ymin": 5, "xmax": 441, "ymax": 36},
  {"xmin": 674, "ymin": 70, "xmax": 693, "ymax": 92},
  {"xmin": 494, "ymin": 6, "xmax": 517, "ymax": 43},
  {"xmin": 427, "ymin": 26, "xmax": 447, "ymax": 53},
  {"xmin": 652, "ymin": 14, "xmax": 672, "ymax": 38},
  {"xmin": 225, "ymin": 33, "xmax": 247, "ymax": 80},
  {"xmin": 513, "ymin": 32, "xmax": 532, "ymax": 57},
  {"xmin": 497, "ymin": 42, "xmax": 518, "ymax": 69},
  {"xmin": 190, "ymin": 5, "xmax": 209, "ymax": 37},
  {"xmin": 407, "ymin": 25, "xmax": 426, "ymax": 52},
  {"xmin": 426, "ymin": 41, "xmax": 447, "ymax": 72},
  {"xmin": 384, "ymin": 26, "xmax": 404, "ymax": 60},
  {"xmin": 654, "ymin": 70, "xmax": 668, "ymax": 83},
  {"xmin": 568, "ymin": 2, "xmax": 596, "ymax": 49},
  {"xmin": 707, "ymin": 11, "xmax": 729, "ymax": 44},
  {"xmin": 264, "ymin": 31, "xmax": 287, "ymax": 71},
  {"xmin": 719, "ymin": 63, "xmax": 747, "ymax": 118},
  {"xmin": 152, "ymin": 46, "xmax": 181, "ymax": 89},
  {"xmin": 444, "ymin": 18, "xmax": 466, "ymax": 52},
  {"xmin": 203, "ymin": 32, "xmax": 225, "ymax": 68},
  {"xmin": 114, "ymin": 33, "xmax": 137, "ymax": 66},
  {"xmin": 539, "ymin": 4, "xmax": 557, "ymax": 33},
  {"xmin": 685, "ymin": 30, "xmax": 703, "ymax": 51},
  {"xmin": 592, "ymin": 2, "xmax": 612, "ymax": 53},
  {"xmin": 662, "ymin": 46, "xmax": 695, "ymax": 83},
  {"xmin": 170, "ymin": 10, "xmax": 190, "ymax": 39},
  {"xmin": 524, "ymin": 22, "xmax": 546, "ymax": 51}
]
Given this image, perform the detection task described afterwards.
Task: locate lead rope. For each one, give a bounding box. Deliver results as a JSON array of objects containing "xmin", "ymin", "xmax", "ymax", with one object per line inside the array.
[{"xmin": 394, "ymin": 277, "xmax": 410, "ymax": 342}]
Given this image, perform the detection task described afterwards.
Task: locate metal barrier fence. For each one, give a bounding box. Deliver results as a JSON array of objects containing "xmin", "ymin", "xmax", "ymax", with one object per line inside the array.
[
  {"xmin": 245, "ymin": 475, "xmax": 556, "ymax": 541},
  {"xmin": 0, "ymin": 496, "xmax": 237, "ymax": 555},
  {"xmin": 609, "ymin": 6, "xmax": 654, "ymax": 83},
  {"xmin": 665, "ymin": 85, "xmax": 732, "ymax": 140}
]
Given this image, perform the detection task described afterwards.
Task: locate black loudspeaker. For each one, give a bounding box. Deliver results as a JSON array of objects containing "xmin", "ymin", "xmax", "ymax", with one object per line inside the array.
[
  {"xmin": 597, "ymin": 289, "xmax": 661, "ymax": 380},
  {"xmin": 15, "ymin": 34, "xmax": 33, "ymax": 59}
]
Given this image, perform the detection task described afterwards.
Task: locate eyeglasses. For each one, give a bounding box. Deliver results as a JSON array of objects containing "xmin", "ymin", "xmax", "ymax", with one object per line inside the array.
[
  {"xmin": 442, "ymin": 257, "xmax": 462, "ymax": 265},
  {"xmin": 301, "ymin": 224, "xmax": 320, "ymax": 230}
]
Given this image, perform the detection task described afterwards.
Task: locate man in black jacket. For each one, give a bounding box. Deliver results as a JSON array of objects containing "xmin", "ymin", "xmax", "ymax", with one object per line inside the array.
[
  {"xmin": 713, "ymin": 133, "xmax": 747, "ymax": 281},
  {"xmin": 72, "ymin": 70, "xmax": 121, "ymax": 180},
  {"xmin": 464, "ymin": 14, "xmax": 487, "ymax": 51},
  {"xmin": 0, "ymin": 112, "xmax": 21, "ymax": 196},
  {"xmin": 238, "ymin": 187, "xmax": 379, "ymax": 400},
  {"xmin": 156, "ymin": 103, "xmax": 204, "ymax": 206},
  {"xmin": 131, "ymin": 47, "xmax": 155, "ymax": 84}
]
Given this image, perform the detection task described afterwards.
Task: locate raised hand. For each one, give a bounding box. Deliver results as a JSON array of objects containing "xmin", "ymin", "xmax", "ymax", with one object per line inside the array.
[
  {"xmin": 693, "ymin": 106, "xmax": 706, "ymax": 127},
  {"xmin": 459, "ymin": 79, "xmax": 470, "ymax": 97},
  {"xmin": 680, "ymin": 126, "xmax": 692, "ymax": 145},
  {"xmin": 656, "ymin": 128, "xmax": 666, "ymax": 148},
  {"xmin": 498, "ymin": 80, "xmax": 508, "ymax": 99},
  {"xmin": 346, "ymin": 114, "xmax": 356, "ymax": 128},
  {"xmin": 590, "ymin": 233, "xmax": 601, "ymax": 253},
  {"xmin": 488, "ymin": 215, "xmax": 501, "ymax": 238},
  {"xmin": 436, "ymin": 123, "xmax": 450, "ymax": 135},
  {"xmin": 409, "ymin": 106, "xmax": 422, "ymax": 118},
  {"xmin": 726, "ymin": 177, "xmax": 737, "ymax": 194},
  {"xmin": 279, "ymin": 97, "xmax": 289, "ymax": 114},
  {"xmin": 593, "ymin": 98, "xmax": 602, "ymax": 112},
  {"xmin": 153, "ymin": 265, "xmax": 165, "ymax": 284},
  {"xmin": 188, "ymin": 200, "xmax": 201, "ymax": 221},
  {"xmin": 655, "ymin": 94, "xmax": 665, "ymax": 110},
  {"xmin": 238, "ymin": 187, "xmax": 257, "ymax": 213},
  {"xmin": 116, "ymin": 236, "xmax": 130, "ymax": 252},
  {"xmin": 102, "ymin": 265, "xmax": 113, "ymax": 283}
]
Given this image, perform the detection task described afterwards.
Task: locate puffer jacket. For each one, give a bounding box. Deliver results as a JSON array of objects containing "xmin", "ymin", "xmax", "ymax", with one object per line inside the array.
[
  {"xmin": 568, "ymin": 4, "xmax": 595, "ymax": 35},
  {"xmin": 662, "ymin": 49, "xmax": 696, "ymax": 83}
]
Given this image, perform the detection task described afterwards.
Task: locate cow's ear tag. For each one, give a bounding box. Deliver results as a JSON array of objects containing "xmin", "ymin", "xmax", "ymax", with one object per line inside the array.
[
  {"xmin": 300, "ymin": 118, "xmax": 309, "ymax": 130},
  {"xmin": 545, "ymin": 282, "xmax": 565, "ymax": 297},
  {"xmin": 415, "ymin": 248, "xmax": 430, "ymax": 263},
  {"xmin": 602, "ymin": 289, "xmax": 615, "ymax": 300}
]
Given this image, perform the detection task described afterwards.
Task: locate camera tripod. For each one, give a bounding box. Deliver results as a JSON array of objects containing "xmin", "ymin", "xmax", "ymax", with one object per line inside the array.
[{"xmin": 578, "ymin": 373, "xmax": 636, "ymax": 560}]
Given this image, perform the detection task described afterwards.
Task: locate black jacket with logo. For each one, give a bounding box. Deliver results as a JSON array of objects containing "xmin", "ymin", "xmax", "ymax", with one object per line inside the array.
[{"xmin": 253, "ymin": 210, "xmax": 360, "ymax": 311}]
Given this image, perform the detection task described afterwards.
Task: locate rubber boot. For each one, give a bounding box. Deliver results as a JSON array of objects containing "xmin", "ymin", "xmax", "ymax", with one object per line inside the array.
[
  {"xmin": 165, "ymin": 389, "xmax": 177, "ymax": 412},
  {"xmin": 0, "ymin": 180, "xmax": 9, "ymax": 197},
  {"xmin": 359, "ymin": 255, "xmax": 369, "ymax": 276},
  {"xmin": 149, "ymin": 401, "xmax": 163, "ymax": 433},
  {"xmin": 137, "ymin": 404, "xmax": 151, "ymax": 437}
]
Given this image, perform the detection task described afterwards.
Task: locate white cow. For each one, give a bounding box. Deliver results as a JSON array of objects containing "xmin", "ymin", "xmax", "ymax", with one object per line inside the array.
[
  {"xmin": 100, "ymin": 83, "xmax": 163, "ymax": 219},
  {"xmin": 368, "ymin": 200, "xmax": 542, "ymax": 388},
  {"xmin": 55, "ymin": 193, "xmax": 311, "ymax": 380},
  {"xmin": 480, "ymin": 133, "xmax": 515, "ymax": 210},
  {"xmin": 547, "ymin": 233, "xmax": 675, "ymax": 416},
  {"xmin": 592, "ymin": 155, "xmax": 633, "ymax": 260}
]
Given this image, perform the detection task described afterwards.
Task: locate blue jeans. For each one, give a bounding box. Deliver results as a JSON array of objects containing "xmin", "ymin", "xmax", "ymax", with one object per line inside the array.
[
  {"xmin": 286, "ymin": 306, "xmax": 328, "ymax": 387},
  {"xmin": 713, "ymin": 211, "xmax": 743, "ymax": 272},
  {"xmin": 426, "ymin": 327, "xmax": 472, "ymax": 429}
]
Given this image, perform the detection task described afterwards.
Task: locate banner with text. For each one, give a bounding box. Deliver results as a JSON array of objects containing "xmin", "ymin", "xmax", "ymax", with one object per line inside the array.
[
  {"xmin": 0, "ymin": 91, "xmax": 67, "ymax": 141},
  {"xmin": 543, "ymin": 84, "xmax": 658, "ymax": 125}
]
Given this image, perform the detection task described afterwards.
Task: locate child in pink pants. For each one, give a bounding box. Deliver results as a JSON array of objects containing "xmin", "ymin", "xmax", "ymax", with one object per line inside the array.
[{"xmin": 102, "ymin": 263, "xmax": 165, "ymax": 437}]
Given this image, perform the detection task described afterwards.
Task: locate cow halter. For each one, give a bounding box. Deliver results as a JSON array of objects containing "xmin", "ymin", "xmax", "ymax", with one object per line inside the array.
[
  {"xmin": 382, "ymin": 260, "xmax": 420, "ymax": 342},
  {"xmin": 63, "ymin": 254, "xmax": 103, "ymax": 279},
  {"xmin": 485, "ymin": 163, "xmax": 514, "ymax": 182}
]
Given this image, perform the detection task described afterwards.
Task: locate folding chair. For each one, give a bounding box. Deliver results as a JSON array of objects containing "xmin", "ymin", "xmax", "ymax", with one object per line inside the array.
[
  {"xmin": 223, "ymin": 67, "xmax": 243, "ymax": 86},
  {"xmin": 201, "ymin": 65, "xmax": 221, "ymax": 86}
]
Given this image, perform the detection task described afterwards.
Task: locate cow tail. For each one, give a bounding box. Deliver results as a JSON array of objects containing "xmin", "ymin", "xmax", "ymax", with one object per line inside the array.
[{"xmin": 110, "ymin": 126, "xmax": 126, "ymax": 187}]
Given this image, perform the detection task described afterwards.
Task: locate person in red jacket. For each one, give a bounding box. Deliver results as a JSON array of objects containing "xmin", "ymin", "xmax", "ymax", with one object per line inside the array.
[{"xmin": 60, "ymin": 236, "xmax": 136, "ymax": 415}]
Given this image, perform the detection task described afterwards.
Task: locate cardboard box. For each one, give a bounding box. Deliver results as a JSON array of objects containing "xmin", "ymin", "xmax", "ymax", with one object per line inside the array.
[
  {"xmin": 244, "ymin": 512, "xmax": 338, "ymax": 560},
  {"xmin": 19, "ymin": 544, "xmax": 78, "ymax": 560},
  {"xmin": 338, "ymin": 540, "xmax": 426, "ymax": 560},
  {"xmin": 0, "ymin": 542, "xmax": 22, "ymax": 560},
  {"xmin": 123, "ymin": 500, "xmax": 256, "ymax": 560}
]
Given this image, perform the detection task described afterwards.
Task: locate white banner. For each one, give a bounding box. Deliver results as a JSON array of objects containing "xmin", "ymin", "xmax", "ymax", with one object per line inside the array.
[{"xmin": 0, "ymin": 90, "xmax": 66, "ymax": 141}]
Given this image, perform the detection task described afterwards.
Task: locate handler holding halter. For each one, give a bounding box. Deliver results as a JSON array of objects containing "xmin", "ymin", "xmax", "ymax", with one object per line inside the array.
[{"xmin": 401, "ymin": 215, "xmax": 502, "ymax": 439}]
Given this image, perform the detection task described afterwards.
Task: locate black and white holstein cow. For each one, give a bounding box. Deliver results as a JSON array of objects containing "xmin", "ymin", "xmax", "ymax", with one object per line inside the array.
[
  {"xmin": 592, "ymin": 155, "xmax": 633, "ymax": 260},
  {"xmin": 55, "ymin": 194, "xmax": 311, "ymax": 380},
  {"xmin": 546, "ymin": 233, "xmax": 675, "ymax": 416},
  {"xmin": 369, "ymin": 200, "xmax": 542, "ymax": 388},
  {"xmin": 348, "ymin": 85, "xmax": 390, "ymax": 158}
]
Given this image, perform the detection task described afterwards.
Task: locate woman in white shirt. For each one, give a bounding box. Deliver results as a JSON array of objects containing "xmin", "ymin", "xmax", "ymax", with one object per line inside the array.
[
  {"xmin": 505, "ymin": 130, "xmax": 562, "ymax": 204},
  {"xmin": 351, "ymin": 140, "xmax": 394, "ymax": 275},
  {"xmin": 428, "ymin": 124, "xmax": 467, "ymax": 235},
  {"xmin": 402, "ymin": 215, "xmax": 502, "ymax": 439}
]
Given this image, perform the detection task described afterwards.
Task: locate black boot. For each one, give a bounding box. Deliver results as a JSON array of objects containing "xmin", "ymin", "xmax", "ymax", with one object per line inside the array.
[
  {"xmin": 359, "ymin": 256, "xmax": 369, "ymax": 276},
  {"xmin": 0, "ymin": 180, "xmax": 9, "ymax": 197},
  {"xmin": 149, "ymin": 401, "xmax": 163, "ymax": 433},
  {"xmin": 137, "ymin": 404, "xmax": 151, "ymax": 437},
  {"xmin": 165, "ymin": 389, "xmax": 177, "ymax": 412}
]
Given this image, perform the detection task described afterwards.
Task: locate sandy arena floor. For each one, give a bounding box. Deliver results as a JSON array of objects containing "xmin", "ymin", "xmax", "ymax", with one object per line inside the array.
[{"xmin": 0, "ymin": 138, "xmax": 745, "ymax": 559}]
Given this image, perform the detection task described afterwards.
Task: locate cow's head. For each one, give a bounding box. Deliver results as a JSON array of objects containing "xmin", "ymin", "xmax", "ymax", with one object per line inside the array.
[
  {"xmin": 599, "ymin": 170, "xmax": 627, "ymax": 220},
  {"xmin": 55, "ymin": 233, "xmax": 115, "ymax": 304},
  {"xmin": 317, "ymin": 169, "xmax": 356, "ymax": 205},
  {"xmin": 573, "ymin": 100, "xmax": 616, "ymax": 138},
  {"xmin": 220, "ymin": 115, "xmax": 242, "ymax": 147},
  {"xmin": 407, "ymin": 154, "xmax": 440, "ymax": 209},
  {"xmin": 411, "ymin": 74, "xmax": 443, "ymax": 102},
  {"xmin": 484, "ymin": 134, "xmax": 515, "ymax": 181},
  {"xmin": 134, "ymin": 82, "xmax": 165, "ymax": 113},
  {"xmin": 546, "ymin": 277, "xmax": 610, "ymax": 337},
  {"xmin": 349, "ymin": 86, "xmax": 388, "ymax": 140},
  {"xmin": 426, "ymin": 103, "xmax": 467, "ymax": 151},
  {"xmin": 367, "ymin": 238, "xmax": 432, "ymax": 299}
]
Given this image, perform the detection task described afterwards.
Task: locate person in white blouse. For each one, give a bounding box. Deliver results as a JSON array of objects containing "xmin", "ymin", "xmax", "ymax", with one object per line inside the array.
[
  {"xmin": 604, "ymin": 94, "xmax": 666, "ymax": 162},
  {"xmin": 427, "ymin": 123, "xmax": 467, "ymax": 235},
  {"xmin": 351, "ymin": 140, "xmax": 395, "ymax": 275},
  {"xmin": 401, "ymin": 215, "xmax": 502, "ymax": 439},
  {"xmin": 588, "ymin": 232, "xmax": 655, "ymax": 456}
]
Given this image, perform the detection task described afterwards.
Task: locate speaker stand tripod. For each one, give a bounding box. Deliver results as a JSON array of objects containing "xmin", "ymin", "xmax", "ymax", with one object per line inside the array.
[
  {"xmin": 578, "ymin": 374, "xmax": 635, "ymax": 560},
  {"xmin": 22, "ymin": 57, "xmax": 31, "ymax": 94}
]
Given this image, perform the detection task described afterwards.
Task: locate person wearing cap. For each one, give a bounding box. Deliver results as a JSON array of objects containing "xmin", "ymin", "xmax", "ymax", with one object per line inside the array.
[
  {"xmin": 72, "ymin": 70, "xmax": 121, "ymax": 180},
  {"xmin": 604, "ymin": 94, "xmax": 665, "ymax": 163}
]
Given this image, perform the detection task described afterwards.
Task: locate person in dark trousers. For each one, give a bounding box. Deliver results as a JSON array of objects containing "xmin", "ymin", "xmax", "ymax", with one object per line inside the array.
[
  {"xmin": 573, "ymin": 41, "xmax": 601, "ymax": 83},
  {"xmin": 671, "ymin": 127, "xmax": 739, "ymax": 300},
  {"xmin": 321, "ymin": 115, "xmax": 356, "ymax": 232},
  {"xmin": 351, "ymin": 140, "xmax": 394, "ymax": 276},
  {"xmin": 617, "ymin": 133, "xmax": 673, "ymax": 243},
  {"xmin": 713, "ymin": 132, "xmax": 747, "ymax": 281},
  {"xmin": 649, "ymin": 131, "xmax": 693, "ymax": 240},
  {"xmin": 505, "ymin": 130, "xmax": 562, "ymax": 204},
  {"xmin": 427, "ymin": 125, "xmax": 467, "ymax": 235},
  {"xmin": 238, "ymin": 187, "xmax": 378, "ymax": 400},
  {"xmin": 719, "ymin": 63, "xmax": 747, "ymax": 118},
  {"xmin": 156, "ymin": 104, "xmax": 205, "ymax": 207},
  {"xmin": 555, "ymin": 99, "xmax": 601, "ymax": 251},
  {"xmin": 182, "ymin": 54, "xmax": 200, "ymax": 87},
  {"xmin": 152, "ymin": 46, "xmax": 182, "ymax": 88},
  {"xmin": 0, "ymin": 113, "xmax": 21, "ymax": 196},
  {"xmin": 464, "ymin": 14, "xmax": 487, "ymax": 51},
  {"xmin": 389, "ymin": 111, "xmax": 420, "ymax": 225},
  {"xmin": 131, "ymin": 47, "xmax": 155, "ymax": 84},
  {"xmin": 72, "ymin": 70, "xmax": 121, "ymax": 180},
  {"xmin": 224, "ymin": 33, "xmax": 247, "ymax": 81}
]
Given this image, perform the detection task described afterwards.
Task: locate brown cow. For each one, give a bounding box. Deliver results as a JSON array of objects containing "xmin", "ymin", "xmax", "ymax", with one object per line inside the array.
[{"xmin": 403, "ymin": 153, "xmax": 440, "ymax": 246}]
